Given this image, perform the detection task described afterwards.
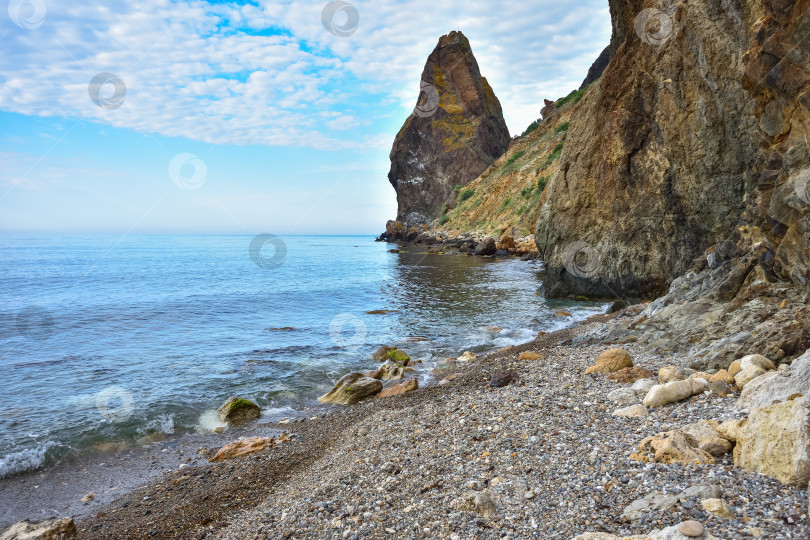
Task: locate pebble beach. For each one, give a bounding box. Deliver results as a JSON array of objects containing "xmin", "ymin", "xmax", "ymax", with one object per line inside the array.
[{"xmin": 75, "ymin": 319, "xmax": 809, "ymax": 539}]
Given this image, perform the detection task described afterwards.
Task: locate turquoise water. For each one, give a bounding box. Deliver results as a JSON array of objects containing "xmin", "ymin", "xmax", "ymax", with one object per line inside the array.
[{"xmin": 0, "ymin": 234, "xmax": 604, "ymax": 477}]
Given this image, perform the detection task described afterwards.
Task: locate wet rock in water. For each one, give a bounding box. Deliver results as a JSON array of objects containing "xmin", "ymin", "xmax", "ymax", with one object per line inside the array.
[
  {"xmin": 734, "ymin": 395, "xmax": 810, "ymax": 485},
  {"xmin": 372, "ymin": 346, "xmax": 410, "ymax": 364},
  {"xmin": 679, "ymin": 421, "xmax": 733, "ymax": 456},
  {"xmin": 613, "ymin": 404, "xmax": 648, "ymax": 418},
  {"xmin": 378, "ymin": 361, "xmax": 410, "ymax": 381},
  {"xmin": 734, "ymin": 354, "xmax": 776, "ymax": 389},
  {"xmin": 737, "ymin": 348, "xmax": 810, "ymax": 410},
  {"xmin": 608, "ymin": 366, "xmax": 654, "ymax": 383},
  {"xmin": 474, "ymin": 237, "xmax": 497, "ymax": 256},
  {"xmin": 643, "ymin": 378, "xmax": 708, "ymax": 408},
  {"xmin": 450, "ymin": 489, "xmax": 497, "ymax": 518},
  {"xmin": 518, "ymin": 351, "xmax": 544, "ymax": 361},
  {"xmin": 366, "ymin": 309, "xmax": 398, "ymax": 315},
  {"xmin": 555, "ymin": 310, "xmax": 572, "ymax": 317},
  {"xmin": 378, "ymin": 378, "xmax": 418, "ymax": 398},
  {"xmin": 267, "ymin": 326, "xmax": 295, "ymax": 331},
  {"xmin": 701, "ymin": 498, "xmax": 733, "ymax": 519},
  {"xmin": 584, "ymin": 348, "xmax": 633, "ymax": 374},
  {"xmin": 218, "ymin": 397, "xmax": 261, "ymax": 424},
  {"xmin": 456, "ymin": 351, "xmax": 477, "ymax": 362},
  {"xmin": 318, "ymin": 373, "xmax": 383, "ymax": 405},
  {"xmin": 607, "ymin": 299, "xmax": 628, "ymax": 313},
  {"xmin": 630, "ymin": 431, "xmax": 715, "ymax": 465},
  {"xmin": 209, "ymin": 437, "xmax": 277, "ymax": 462},
  {"xmin": 489, "ymin": 370, "xmax": 518, "ymax": 388},
  {"xmin": 658, "ymin": 365, "xmax": 695, "ymax": 383},
  {"xmin": 0, "ymin": 518, "xmax": 77, "ymax": 540},
  {"xmin": 81, "ymin": 492, "xmax": 96, "ymax": 503},
  {"xmin": 362, "ymin": 369, "xmax": 382, "ymax": 380}
]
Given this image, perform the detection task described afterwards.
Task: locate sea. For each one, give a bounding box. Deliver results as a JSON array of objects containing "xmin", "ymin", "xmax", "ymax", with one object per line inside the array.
[{"xmin": 0, "ymin": 234, "xmax": 606, "ymax": 479}]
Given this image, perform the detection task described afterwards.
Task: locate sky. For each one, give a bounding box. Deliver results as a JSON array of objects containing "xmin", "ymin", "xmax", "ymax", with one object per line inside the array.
[{"xmin": 0, "ymin": 0, "xmax": 611, "ymax": 234}]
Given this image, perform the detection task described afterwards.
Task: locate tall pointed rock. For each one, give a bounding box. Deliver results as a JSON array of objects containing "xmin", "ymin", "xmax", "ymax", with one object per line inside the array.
[{"xmin": 388, "ymin": 31, "xmax": 510, "ymax": 228}]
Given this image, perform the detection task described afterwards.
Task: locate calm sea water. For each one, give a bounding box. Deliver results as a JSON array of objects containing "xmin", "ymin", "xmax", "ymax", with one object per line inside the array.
[{"xmin": 0, "ymin": 234, "xmax": 604, "ymax": 478}]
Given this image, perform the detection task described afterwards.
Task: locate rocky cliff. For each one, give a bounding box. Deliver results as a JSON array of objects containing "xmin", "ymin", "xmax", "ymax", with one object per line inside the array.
[
  {"xmin": 387, "ymin": 31, "xmax": 511, "ymax": 228},
  {"xmin": 536, "ymin": 0, "xmax": 810, "ymax": 302}
]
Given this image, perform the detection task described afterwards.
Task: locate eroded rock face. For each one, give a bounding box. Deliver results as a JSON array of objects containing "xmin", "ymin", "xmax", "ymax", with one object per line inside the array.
[
  {"xmin": 388, "ymin": 31, "xmax": 510, "ymax": 225},
  {"xmin": 536, "ymin": 0, "xmax": 810, "ymax": 300}
]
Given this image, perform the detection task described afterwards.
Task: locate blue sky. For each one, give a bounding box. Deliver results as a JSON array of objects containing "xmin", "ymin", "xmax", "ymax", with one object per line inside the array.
[{"xmin": 0, "ymin": 0, "xmax": 611, "ymax": 234}]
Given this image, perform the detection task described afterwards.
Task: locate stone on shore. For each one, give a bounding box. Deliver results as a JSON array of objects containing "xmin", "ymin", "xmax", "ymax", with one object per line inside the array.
[
  {"xmin": 474, "ymin": 237, "xmax": 497, "ymax": 256},
  {"xmin": 714, "ymin": 419, "xmax": 743, "ymax": 442},
  {"xmin": 438, "ymin": 373, "xmax": 462, "ymax": 385},
  {"xmin": 613, "ymin": 404, "xmax": 649, "ymax": 417},
  {"xmin": 607, "ymin": 387, "xmax": 639, "ymax": 406},
  {"xmin": 450, "ymin": 489, "xmax": 497, "ymax": 518},
  {"xmin": 734, "ymin": 354, "xmax": 776, "ymax": 388},
  {"xmin": 733, "ymin": 395, "xmax": 810, "ymax": 485},
  {"xmin": 701, "ymin": 498, "xmax": 733, "ymax": 519},
  {"xmin": 679, "ymin": 420, "xmax": 733, "ymax": 456},
  {"xmin": 737, "ymin": 349, "xmax": 810, "ymax": 410},
  {"xmin": 658, "ymin": 365, "xmax": 694, "ymax": 383},
  {"xmin": 318, "ymin": 373, "xmax": 383, "ymax": 405},
  {"xmin": 0, "ymin": 518, "xmax": 77, "ymax": 540},
  {"xmin": 489, "ymin": 370, "xmax": 518, "ymax": 387},
  {"xmin": 677, "ymin": 521, "xmax": 705, "ymax": 537},
  {"xmin": 584, "ymin": 348, "xmax": 633, "ymax": 374},
  {"xmin": 218, "ymin": 397, "xmax": 261, "ymax": 424},
  {"xmin": 607, "ymin": 366, "xmax": 654, "ymax": 383},
  {"xmin": 630, "ymin": 431, "xmax": 715, "ymax": 465},
  {"xmin": 209, "ymin": 437, "xmax": 277, "ymax": 462},
  {"xmin": 709, "ymin": 369, "xmax": 735, "ymax": 385},
  {"xmin": 518, "ymin": 351, "xmax": 544, "ymax": 361},
  {"xmin": 378, "ymin": 378, "xmax": 418, "ymax": 398},
  {"xmin": 643, "ymin": 378, "xmax": 708, "ymax": 408},
  {"xmin": 496, "ymin": 233, "xmax": 515, "ymax": 251}
]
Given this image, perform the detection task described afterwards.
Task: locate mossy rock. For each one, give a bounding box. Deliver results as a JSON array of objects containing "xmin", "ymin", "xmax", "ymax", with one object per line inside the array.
[
  {"xmin": 373, "ymin": 346, "xmax": 410, "ymax": 365},
  {"xmin": 218, "ymin": 397, "xmax": 261, "ymax": 424},
  {"xmin": 318, "ymin": 373, "xmax": 383, "ymax": 405}
]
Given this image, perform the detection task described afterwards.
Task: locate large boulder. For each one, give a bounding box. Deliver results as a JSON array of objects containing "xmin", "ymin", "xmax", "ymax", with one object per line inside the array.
[
  {"xmin": 734, "ymin": 395, "xmax": 810, "ymax": 485},
  {"xmin": 218, "ymin": 397, "xmax": 261, "ymax": 424},
  {"xmin": 0, "ymin": 518, "xmax": 77, "ymax": 540},
  {"xmin": 387, "ymin": 30, "xmax": 510, "ymax": 224},
  {"xmin": 318, "ymin": 373, "xmax": 383, "ymax": 405},
  {"xmin": 474, "ymin": 237, "xmax": 497, "ymax": 256},
  {"xmin": 738, "ymin": 349, "xmax": 810, "ymax": 410},
  {"xmin": 679, "ymin": 421, "xmax": 733, "ymax": 457}
]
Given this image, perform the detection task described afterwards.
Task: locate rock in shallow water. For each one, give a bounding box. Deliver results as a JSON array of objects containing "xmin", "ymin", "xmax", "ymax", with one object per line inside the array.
[
  {"xmin": 218, "ymin": 397, "xmax": 261, "ymax": 424},
  {"xmin": 318, "ymin": 373, "xmax": 383, "ymax": 405}
]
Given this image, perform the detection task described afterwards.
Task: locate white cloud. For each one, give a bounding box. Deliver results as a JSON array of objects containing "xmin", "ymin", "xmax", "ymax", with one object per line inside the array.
[{"xmin": 0, "ymin": 0, "xmax": 611, "ymax": 148}]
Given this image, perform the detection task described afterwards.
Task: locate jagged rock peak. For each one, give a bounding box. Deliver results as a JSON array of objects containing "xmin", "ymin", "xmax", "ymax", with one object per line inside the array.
[{"xmin": 387, "ymin": 30, "xmax": 510, "ymax": 228}]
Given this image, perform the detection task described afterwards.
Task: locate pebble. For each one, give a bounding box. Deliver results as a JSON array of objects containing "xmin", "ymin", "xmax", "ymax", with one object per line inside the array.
[{"xmin": 677, "ymin": 520, "xmax": 705, "ymax": 537}]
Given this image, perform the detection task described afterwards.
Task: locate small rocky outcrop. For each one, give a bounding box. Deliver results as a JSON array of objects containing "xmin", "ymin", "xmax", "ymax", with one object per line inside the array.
[
  {"xmin": 318, "ymin": 373, "xmax": 383, "ymax": 405},
  {"xmin": 387, "ymin": 31, "xmax": 510, "ymax": 227},
  {"xmin": 0, "ymin": 518, "xmax": 77, "ymax": 540},
  {"xmin": 218, "ymin": 397, "xmax": 261, "ymax": 424},
  {"xmin": 738, "ymin": 349, "xmax": 810, "ymax": 409}
]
